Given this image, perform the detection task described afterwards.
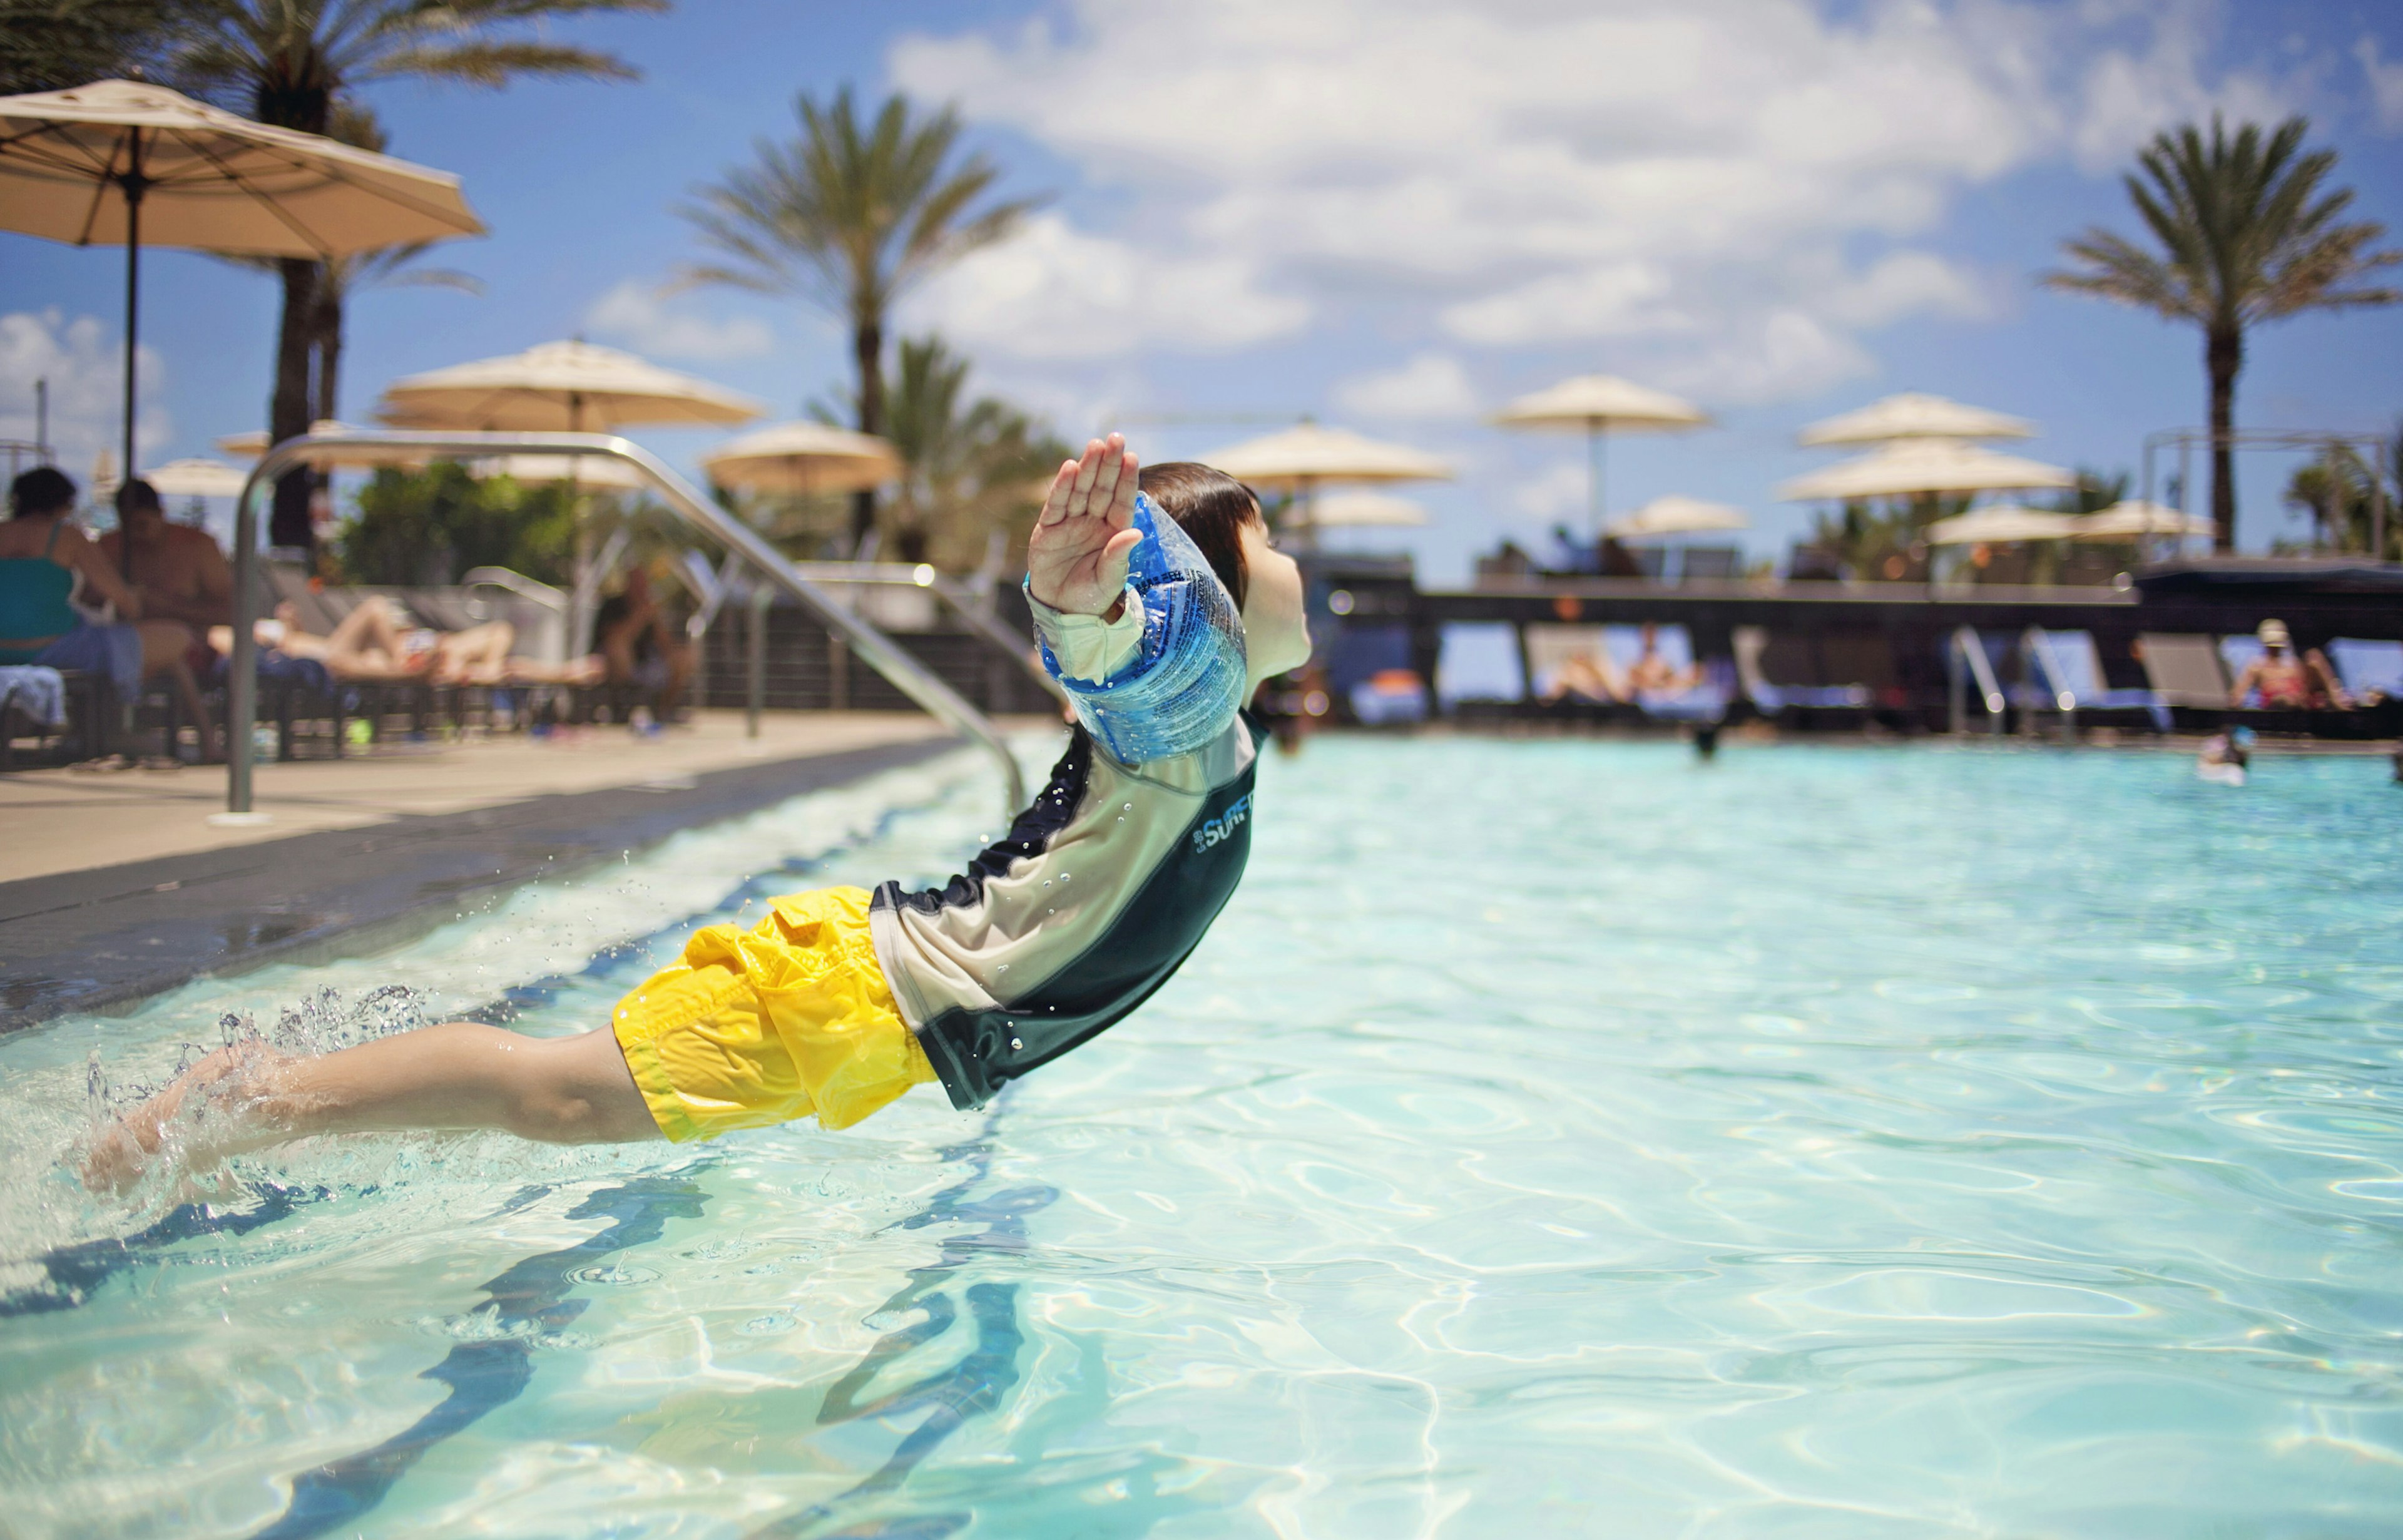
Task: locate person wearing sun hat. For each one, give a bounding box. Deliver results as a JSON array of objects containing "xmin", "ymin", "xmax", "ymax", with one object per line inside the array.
[{"xmin": 2230, "ymin": 618, "xmax": 2350, "ymax": 710}]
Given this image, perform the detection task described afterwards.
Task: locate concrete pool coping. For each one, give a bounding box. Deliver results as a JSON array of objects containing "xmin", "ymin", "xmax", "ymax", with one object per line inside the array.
[{"xmin": 0, "ymin": 711, "xmax": 1053, "ymax": 1033}]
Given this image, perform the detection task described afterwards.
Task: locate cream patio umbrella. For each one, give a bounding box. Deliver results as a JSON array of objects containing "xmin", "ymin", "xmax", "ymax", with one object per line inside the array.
[
  {"xmin": 1202, "ymin": 422, "xmax": 1452, "ymax": 541},
  {"xmin": 377, "ymin": 339, "xmax": 762, "ymax": 434},
  {"xmin": 700, "ymin": 421, "xmax": 902, "ymax": 496},
  {"xmin": 1492, "ymin": 375, "xmax": 1709, "ymax": 534},
  {"xmin": 141, "ymin": 457, "xmax": 251, "ymax": 497},
  {"xmin": 1797, "ymin": 392, "xmax": 2035, "ymax": 447},
  {"xmin": 379, "ymin": 340, "xmax": 763, "ymax": 644},
  {"xmin": 1923, "ymin": 506, "xmax": 2081, "ymax": 545},
  {"xmin": 1605, "ymin": 495, "xmax": 1749, "ymax": 539},
  {"xmin": 1777, "ymin": 440, "xmax": 2076, "ymax": 502},
  {"xmin": 1306, "ymin": 489, "xmax": 1431, "ymax": 529},
  {"xmin": 0, "ymin": 79, "xmax": 483, "ymax": 518},
  {"xmin": 216, "ymin": 420, "xmax": 421, "ymax": 467},
  {"xmin": 2070, "ymin": 501, "xmax": 2217, "ymax": 541}
]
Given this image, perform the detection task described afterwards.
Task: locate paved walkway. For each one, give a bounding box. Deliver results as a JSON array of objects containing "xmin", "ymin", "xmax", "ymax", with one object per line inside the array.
[{"xmin": 0, "ymin": 710, "xmax": 974, "ymax": 885}]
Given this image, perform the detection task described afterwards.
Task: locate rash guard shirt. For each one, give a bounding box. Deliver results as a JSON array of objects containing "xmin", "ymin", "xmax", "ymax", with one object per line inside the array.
[{"xmin": 869, "ymin": 712, "xmax": 1263, "ymax": 1111}]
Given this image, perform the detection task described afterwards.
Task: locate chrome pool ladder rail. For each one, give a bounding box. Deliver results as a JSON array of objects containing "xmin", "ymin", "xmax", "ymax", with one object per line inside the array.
[
  {"xmin": 227, "ymin": 429, "xmax": 1029, "ymax": 818},
  {"xmin": 1945, "ymin": 625, "xmax": 2007, "ymax": 737}
]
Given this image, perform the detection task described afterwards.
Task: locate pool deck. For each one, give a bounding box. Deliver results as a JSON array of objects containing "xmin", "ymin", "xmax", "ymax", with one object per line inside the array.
[{"xmin": 0, "ymin": 710, "xmax": 1044, "ymax": 1031}]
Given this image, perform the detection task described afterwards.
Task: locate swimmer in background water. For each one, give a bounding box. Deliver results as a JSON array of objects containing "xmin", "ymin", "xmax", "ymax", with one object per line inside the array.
[
  {"xmin": 88, "ymin": 436, "xmax": 1312, "ymax": 1188},
  {"xmin": 2196, "ymin": 727, "xmax": 2252, "ymax": 786}
]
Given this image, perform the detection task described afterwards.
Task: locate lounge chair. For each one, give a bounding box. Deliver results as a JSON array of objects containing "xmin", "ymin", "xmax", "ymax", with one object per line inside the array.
[
  {"xmin": 2328, "ymin": 638, "xmax": 2403, "ymax": 705},
  {"xmin": 2135, "ymin": 633, "xmax": 2230, "ymax": 706},
  {"xmin": 2019, "ymin": 628, "xmax": 2170, "ymax": 734},
  {"xmin": 2217, "ymin": 633, "xmax": 2264, "ymax": 695},
  {"xmin": 1350, "ymin": 669, "xmax": 1429, "ymax": 725},
  {"xmin": 1738, "ymin": 625, "xmax": 1874, "ymax": 716},
  {"xmin": 1523, "ymin": 623, "xmax": 1618, "ymax": 704},
  {"xmin": 1434, "ymin": 622, "xmax": 1525, "ymax": 708}
]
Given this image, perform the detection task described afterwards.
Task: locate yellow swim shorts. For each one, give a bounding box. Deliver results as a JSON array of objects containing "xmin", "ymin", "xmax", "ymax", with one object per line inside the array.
[{"xmin": 611, "ymin": 885, "xmax": 936, "ymax": 1141}]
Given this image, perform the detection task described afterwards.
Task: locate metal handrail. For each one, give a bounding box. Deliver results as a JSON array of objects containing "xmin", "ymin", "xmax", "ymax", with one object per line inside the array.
[
  {"xmin": 1946, "ymin": 626, "xmax": 2006, "ymax": 736},
  {"xmin": 226, "ymin": 430, "xmax": 1028, "ymax": 818},
  {"xmin": 783, "ymin": 561, "xmax": 1065, "ymax": 705},
  {"xmin": 460, "ymin": 566, "xmax": 568, "ymax": 613}
]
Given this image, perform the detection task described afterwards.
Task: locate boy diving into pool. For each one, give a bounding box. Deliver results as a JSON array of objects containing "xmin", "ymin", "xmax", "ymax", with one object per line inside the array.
[{"xmin": 87, "ymin": 435, "xmax": 1310, "ymax": 1186}]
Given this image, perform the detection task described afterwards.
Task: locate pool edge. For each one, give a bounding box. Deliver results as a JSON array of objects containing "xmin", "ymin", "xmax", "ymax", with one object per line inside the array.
[{"xmin": 0, "ymin": 736, "xmax": 962, "ymax": 1034}]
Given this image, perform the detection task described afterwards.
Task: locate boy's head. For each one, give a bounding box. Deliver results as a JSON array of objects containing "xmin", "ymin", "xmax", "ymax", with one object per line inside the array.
[
  {"xmin": 1137, "ymin": 461, "xmax": 1310, "ymax": 680},
  {"xmin": 10, "ymin": 466, "xmax": 75, "ymax": 519}
]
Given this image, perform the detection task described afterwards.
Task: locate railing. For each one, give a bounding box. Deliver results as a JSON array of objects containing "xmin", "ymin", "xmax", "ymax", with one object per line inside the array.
[
  {"xmin": 226, "ymin": 430, "xmax": 1029, "ymax": 820},
  {"xmin": 1945, "ymin": 626, "xmax": 2006, "ymax": 737}
]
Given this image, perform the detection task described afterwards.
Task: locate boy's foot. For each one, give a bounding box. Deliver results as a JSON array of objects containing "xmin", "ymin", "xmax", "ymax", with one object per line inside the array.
[{"xmin": 80, "ymin": 1042, "xmax": 282, "ymax": 1193}]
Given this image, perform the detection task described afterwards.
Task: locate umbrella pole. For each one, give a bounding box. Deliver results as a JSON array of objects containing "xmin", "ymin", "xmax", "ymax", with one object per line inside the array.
[
  {"xmin": 117, "ymin": 128, "xmax": 146, "ymax": 578},
  {"xmin": 1586, "ymin": 420, "xmax": 1606, "ymax": 541}
]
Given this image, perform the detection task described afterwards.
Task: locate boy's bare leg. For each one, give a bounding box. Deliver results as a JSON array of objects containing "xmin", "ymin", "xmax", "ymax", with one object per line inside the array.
[{"xmin": 84, "ymin": 1023, "xmax": 658, "ymax": 1190}]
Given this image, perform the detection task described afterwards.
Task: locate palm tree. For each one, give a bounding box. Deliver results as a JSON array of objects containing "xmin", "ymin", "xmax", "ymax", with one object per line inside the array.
[
  {"xmin": 680, "ymin": 87, "xmax": 1039, "ymax": 549},
  {"xmin": 877, "ymin": 335, "xmax": 1067, "ymax": 568},
  {"xmin": 306, "ymin": 105, "xmax": 480, "ymax": 422},
  {"xmin": 0, "ymin": 0, "xmax": 184, "ymax": 91},
  {"xmin": 806, "ymin": 335, "xmax": 1068, "ymax": 568},
  {"xmin": 169, "ymin": 0, "xmax": 665, "ymax": 546},
  {"xmin": 2044, "ymin": 116, "xmax": 2399, "ymax": 551}
]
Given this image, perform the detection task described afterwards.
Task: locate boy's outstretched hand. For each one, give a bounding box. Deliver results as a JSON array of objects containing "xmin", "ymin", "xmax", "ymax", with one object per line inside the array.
[{"xmin": 1028, "ymin": 433, "xmax": 1142, "ymax": 619}]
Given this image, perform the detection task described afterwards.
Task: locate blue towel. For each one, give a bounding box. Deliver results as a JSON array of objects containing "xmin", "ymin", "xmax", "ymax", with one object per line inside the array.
[{"xmin": 0, "ymin": 664, "xmax": 66, "ymax": 727}]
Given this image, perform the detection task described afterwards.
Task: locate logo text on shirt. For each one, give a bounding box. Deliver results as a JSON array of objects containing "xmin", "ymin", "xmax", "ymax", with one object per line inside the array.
[{"xmin": 1191, "ymin": 792, "xmax": 1253, "ymax": 854}]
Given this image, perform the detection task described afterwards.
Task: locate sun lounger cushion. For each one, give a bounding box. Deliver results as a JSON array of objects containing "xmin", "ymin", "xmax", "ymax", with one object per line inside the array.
[
  {"xmin": 2136, "ymin": 633, "xmax": 2229, "ymax": 706},
  {"xmin": 2025, "ymin": 629, "xmax": 2169, "ymax": 728},
  {"xmin": 2328, "ymin": 638, "xmax": 2403, "ymax": 701},
  {"xmin": 1436, "ymin": 623, "xmax": 1524, "ymax": 703}
]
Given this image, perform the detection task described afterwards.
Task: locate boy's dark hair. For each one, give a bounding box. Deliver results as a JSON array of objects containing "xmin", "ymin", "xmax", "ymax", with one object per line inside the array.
[
  {"xmin": 1138, "ymin": 461, "xmax": 1258, "ymax": 608},
  {"xmin": 10, "ymin": 466, "xmax": 76, "ymax": 519}
]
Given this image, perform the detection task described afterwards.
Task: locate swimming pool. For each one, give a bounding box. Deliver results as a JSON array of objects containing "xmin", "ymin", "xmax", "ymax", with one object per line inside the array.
[{"xmin": 4, "ymin": 735, "xmax": 2400, "ymax": 1537}]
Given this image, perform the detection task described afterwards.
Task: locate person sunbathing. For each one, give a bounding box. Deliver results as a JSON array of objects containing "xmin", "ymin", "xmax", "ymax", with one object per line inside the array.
[
  {"xmin": 1623, "ymin": 623, "xmax": 1703, "ymax": 695},
  {"xmin": 87, "ymin": 436, "xmax": 1310, "ymax": 1188},
  {"xmin": 220, "ymin": 598, "xmax": 601, "ymax": 686},
  {"xmin": 2229, "ymin": 620, "xmax": 2349, "ymax": 710},
  {"xmin": 1542, "ymin": 649, "xmax": 1624, "ymax": 703}
]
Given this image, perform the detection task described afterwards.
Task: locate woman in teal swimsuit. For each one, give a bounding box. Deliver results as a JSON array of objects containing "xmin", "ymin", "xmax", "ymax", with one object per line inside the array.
[{"xmin": 2, "ymin": 467, "xmax": 210, "ymax": 745}]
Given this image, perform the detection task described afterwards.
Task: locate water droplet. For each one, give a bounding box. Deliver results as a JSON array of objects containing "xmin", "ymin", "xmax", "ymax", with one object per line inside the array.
[
  {"xmin": 1009, "ymin": 1037, "xmax": 1024, "ymax": 1051},
  {"xmin": 1058, "ymin": 873, "xmax": 1071, "ymax": 884},
  {"xmin": 997, "ymin": 963, "xmax": 1009, "ymax": 973},
  {"xmin": 1122, "ymin": 802, "xmax": 1133, "ymax": 811},
  {"xmin": 1041, "ymin": 879, "xmax": 1052, "ymax": 889}
]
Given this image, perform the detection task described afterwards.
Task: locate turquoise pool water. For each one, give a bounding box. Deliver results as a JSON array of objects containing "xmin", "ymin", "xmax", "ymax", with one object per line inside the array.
[{"xmin": 4, "ymin": 736, "xmax": 2401, "ymax": 1537}]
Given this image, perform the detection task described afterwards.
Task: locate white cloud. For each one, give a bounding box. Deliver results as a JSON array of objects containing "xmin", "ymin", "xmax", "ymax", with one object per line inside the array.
[
  {"xmin": 1332, "ymin": 353, "xmax": 1479, "ymax": 419},
  {"xmin": 0, "ymin": 310, "xmax": 169, "ymax": 491},
  {"xmin": 2069, "ymin": 3, "xmax": 2297, "ymax": 171},
  {"xmin": 1441, "ymin": 263, "xmax": 1678, "ymax": 346},
  {"xmin": 2360, "ymin": 37, "xmax": 2403, "ymax": 131},
  {"xmin": 890, "ymin": 0, "xmax": 2292, "ymax": 405},
  {"xmin": 1817, "ymin": 251, "xmax": 1991, "ymax": 329},
  {"xmin": 1661, "ymin": 310, "xmax": 1874, "ymax": 404},
  {"xmin": 904, "ymin": 214, "xmax": 1306, "ymax": 361},
  {"xmin": 585, "ymin": 280, "xmax": 773, "ymax": 361}
]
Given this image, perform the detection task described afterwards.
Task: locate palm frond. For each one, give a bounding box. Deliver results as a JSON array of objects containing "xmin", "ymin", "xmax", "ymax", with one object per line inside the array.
[{"xmin": 354, "ymin": 40, "xmax": 638, "ymax": 84}]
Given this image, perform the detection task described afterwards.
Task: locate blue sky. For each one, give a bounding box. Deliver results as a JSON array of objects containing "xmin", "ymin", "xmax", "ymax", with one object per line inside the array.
[{"xmin": 6, "ymin": 0, "xmax": 2402, "ymax": 581}]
